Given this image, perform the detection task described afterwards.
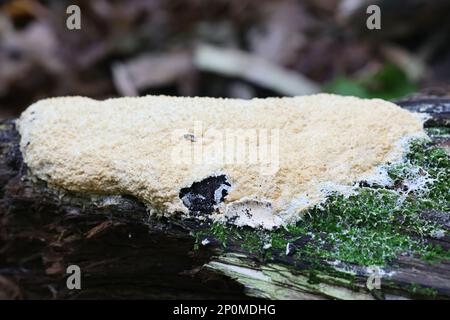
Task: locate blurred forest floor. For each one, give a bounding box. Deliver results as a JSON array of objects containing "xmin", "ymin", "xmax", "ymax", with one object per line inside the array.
[{"xmin": 1, "ymin": 0, "xmax": 450, "ymax": 119}]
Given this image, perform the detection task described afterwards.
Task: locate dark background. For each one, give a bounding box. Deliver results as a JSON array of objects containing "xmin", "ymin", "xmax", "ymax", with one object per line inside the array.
[{"xmin": 1, "ymin": 0, "xmax": 450, "ymax": 119}]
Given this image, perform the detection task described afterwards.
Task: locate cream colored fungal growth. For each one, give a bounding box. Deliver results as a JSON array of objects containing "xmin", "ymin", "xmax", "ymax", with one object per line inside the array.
[{"xmin": 17, "ymin": 94, "xmax": 425, "ymax": 229}]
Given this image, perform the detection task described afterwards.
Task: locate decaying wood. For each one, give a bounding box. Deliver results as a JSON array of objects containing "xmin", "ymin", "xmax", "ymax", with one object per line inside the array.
[{"xmin": 0, "ymin": 96, "xmax": 449, "ymax": 300}]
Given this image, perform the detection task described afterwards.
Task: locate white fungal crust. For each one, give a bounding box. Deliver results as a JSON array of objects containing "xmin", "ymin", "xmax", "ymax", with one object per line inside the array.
[{"xmin": 17, "ymin": 94, "xmax": 425, "ymax": 229}]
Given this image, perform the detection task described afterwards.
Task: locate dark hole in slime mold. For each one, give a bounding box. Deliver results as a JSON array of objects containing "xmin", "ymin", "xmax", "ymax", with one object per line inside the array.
[{"xmin": 179, "ymin": 175, "xmax": 230, "ymax": 214}]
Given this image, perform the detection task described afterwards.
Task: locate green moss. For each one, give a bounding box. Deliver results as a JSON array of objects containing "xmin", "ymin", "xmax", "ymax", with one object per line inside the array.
[
  {"xmin": 194, "ymin": 140, "xmax": 450, "ymax": 267},
  {"xmin": 421, "ymin": 245, "xmax": 450, "ymax": 264},
  {"xmin": 408, "ymin": 284, "xmax": 438, "ymax": 298},
  {"xmin": 426, "ymin": 127, "xmax": 450, "ymax": 136}
]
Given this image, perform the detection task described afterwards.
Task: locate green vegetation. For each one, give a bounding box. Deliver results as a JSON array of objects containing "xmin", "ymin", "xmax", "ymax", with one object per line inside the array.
[
  {"xmin": 426, "ymin": 127, "xmax": 450, "ymax": 136},
  {"xmin": 194, "ymin": 140, "xmax": 450, "ymax": 267},
  {"xmin": 407, "ymin": 284, "xmax": 438, "ymax": 298},
  {"xmin": 325, "ymin": 64, "xmax": 417, "ymax": 100}
]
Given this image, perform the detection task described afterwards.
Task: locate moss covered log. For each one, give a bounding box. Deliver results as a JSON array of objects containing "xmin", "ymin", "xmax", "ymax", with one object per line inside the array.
[{"xmin": 0, "ymin": 96, "xmax": 449, "ymax": 299}]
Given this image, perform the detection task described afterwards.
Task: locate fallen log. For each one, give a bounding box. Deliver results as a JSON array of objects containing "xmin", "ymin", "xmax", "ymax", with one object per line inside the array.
[{"xmin": 0, "ymin": 95, "xmax": 449, "ymax": 300}]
